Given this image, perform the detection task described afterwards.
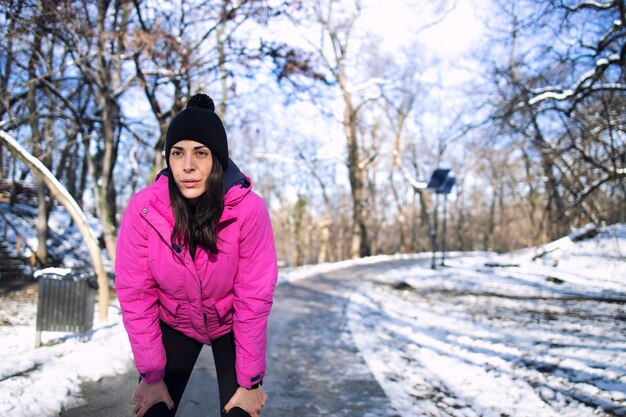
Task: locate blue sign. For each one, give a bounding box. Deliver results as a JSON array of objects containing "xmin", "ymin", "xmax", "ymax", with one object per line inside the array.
[
  {"xmin": 426, "ymin": 169, "xmax": 451, "ymax": 190},
  {"xmin": 437, "ymin": 176, "xmax": 456, "ymax": 195}
]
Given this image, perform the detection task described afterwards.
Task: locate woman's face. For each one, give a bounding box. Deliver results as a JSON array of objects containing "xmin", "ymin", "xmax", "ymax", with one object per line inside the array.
[{"xmin": 169, "ymin": 140, "xmax": 213, "ymax": 205}]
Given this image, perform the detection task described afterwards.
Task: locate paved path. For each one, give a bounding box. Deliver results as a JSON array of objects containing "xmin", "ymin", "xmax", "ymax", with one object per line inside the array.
[{"xmin": 61, "ymin": 260, "xmax": 419, "ymax": 417}]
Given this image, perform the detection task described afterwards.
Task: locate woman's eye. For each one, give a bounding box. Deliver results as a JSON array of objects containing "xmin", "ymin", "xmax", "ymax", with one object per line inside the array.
[
  {"xmin": 196, "ymin": 151, "xmax": 208, "ymax": 157},
  {"xmin": 171, "ymin": 151, "xmax": 182, "ymax": 157}
]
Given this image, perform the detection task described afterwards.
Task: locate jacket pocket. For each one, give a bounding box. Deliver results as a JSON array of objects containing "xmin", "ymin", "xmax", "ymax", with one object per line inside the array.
[
  {"xmin": 214, "ymin": 293, "xmax": 234, "ymax": 325},
  {"xmin": 158, "ymin": 295, "xmax": 179, "ymax": 321}
]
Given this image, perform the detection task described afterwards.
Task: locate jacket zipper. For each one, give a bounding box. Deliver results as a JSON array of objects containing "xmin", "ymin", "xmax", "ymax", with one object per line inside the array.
[{"xmin": 144, "ymin": 207, "xmax": 213, "ymax": 337}]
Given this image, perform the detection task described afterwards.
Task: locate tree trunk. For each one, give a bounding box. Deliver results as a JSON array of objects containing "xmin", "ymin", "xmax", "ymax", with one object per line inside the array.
[
  {"xmin": 417, "ymin": 189, "xmax": 432, "ymax": 252},
  {"xmin": 317, "ymin": 218, "xmax": 331, "ymax": 264},
  {"xmin": 293, "ymin": 197, "xmax": 306, "ymax": 267},
  {"xmin": 216, "ymin": 15, "xmax": 228, "ymax": 120},
  {"xmin": 91, "ymin": 0, "xmax": 133, "ymax": 265},
  {"xmin": 0, "ymin": 142, "xmax": 4, "ymax": 181},
  {"xmin": 390, "ymin": 174, "xmax": 407, "ymax": 253},
  {"xmin": 344, "ymin": 100, "xmax": 370, "ymax": 258},
  {"xmin": 36, "ymin": 181, "xmax": 49, "ymax": 265},
  {"xmin": 485, "ymin": 187, "xmax": 497, "ymax": 250},
  {"xmin": 26, "ymin": 1, "xmax": 48, "ymax": 263}
]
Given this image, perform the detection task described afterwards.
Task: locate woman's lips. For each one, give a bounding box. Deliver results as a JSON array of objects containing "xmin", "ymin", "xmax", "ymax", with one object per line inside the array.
[{"xmin": 181, "ymin": 179, "xmax": 199, "ymax": 188}]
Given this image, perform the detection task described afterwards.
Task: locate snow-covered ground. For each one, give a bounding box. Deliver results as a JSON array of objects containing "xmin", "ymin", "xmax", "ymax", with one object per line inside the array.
[
  {"xmin": 0, "ymin": 297, "xmax": 131, "ymax": 417},
  {"xmin": 0, "ymin": 223, "xmax": 624, "ymax": 416},
  {"xmin": 348, "ymin": 223, "xmax": 626, "ymax": 417}
]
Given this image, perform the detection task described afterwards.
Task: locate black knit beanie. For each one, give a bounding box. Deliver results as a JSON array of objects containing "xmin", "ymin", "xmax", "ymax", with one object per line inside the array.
[{"xmin": 165, "ymin": 94, "xmax": 229, "ymax": 171}]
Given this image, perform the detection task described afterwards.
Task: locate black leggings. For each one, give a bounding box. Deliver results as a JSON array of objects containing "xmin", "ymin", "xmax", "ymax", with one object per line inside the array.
[{"xmin": 144, "ymin": 322, "xmax": 249, "ymax": 417}]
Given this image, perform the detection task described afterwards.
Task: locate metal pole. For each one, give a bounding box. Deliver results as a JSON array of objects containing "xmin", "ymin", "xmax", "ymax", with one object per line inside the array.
[
  {"xmin": 431, "ymin": 193, "xmax": 439, "ymax": 270},
  {"xmin": 440, "ymin": 193, "xmax": 448, "ymax": 266}
]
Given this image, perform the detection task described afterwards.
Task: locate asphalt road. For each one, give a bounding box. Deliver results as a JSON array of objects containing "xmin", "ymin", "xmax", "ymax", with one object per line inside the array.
[{"xmin": 60, "ymin": 260, "xmax": 419, "ymax": 417}]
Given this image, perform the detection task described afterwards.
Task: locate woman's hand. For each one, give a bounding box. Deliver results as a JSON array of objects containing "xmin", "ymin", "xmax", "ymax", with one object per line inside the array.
[
  {"xmin": 132, "ymin": 378, "xmax": 174, "ymax": 417},
  {"xmin": 224, "ymin": 386, "xmax": 268, "ymax": 417}
]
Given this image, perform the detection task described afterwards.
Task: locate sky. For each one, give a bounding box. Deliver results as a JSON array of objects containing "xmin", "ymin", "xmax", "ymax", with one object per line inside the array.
[{"xmin": 360, "ymin": 0, "xmax": 487, "ymax": 56}]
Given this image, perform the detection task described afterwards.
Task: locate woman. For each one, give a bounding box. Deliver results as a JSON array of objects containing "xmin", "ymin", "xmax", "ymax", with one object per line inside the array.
[{"xmin": 115, "ymin": 94, "xmax": 278, "ymax": 417}]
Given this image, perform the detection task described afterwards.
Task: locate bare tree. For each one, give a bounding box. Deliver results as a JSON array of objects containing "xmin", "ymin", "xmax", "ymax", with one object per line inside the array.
[
  {"xmin": 283, "ymin": 0, "xmax": 374, "ymax": 258},
  {"xmin": 0, "ymin": 0, "xmax": 92, "ymax": 264},
  {"xmin": 481, "ymin": 0, "xmax": 626, "ymax": 239},
  {"xmin": 132, "ymin": 0, "xmax": 212, "ymax": 174}
]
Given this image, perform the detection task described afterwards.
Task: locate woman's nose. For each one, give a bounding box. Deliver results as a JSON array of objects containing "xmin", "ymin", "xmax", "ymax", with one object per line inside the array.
[{"xmin": 183, "ymin": 155, "xmax": 194, "ymax": 171}]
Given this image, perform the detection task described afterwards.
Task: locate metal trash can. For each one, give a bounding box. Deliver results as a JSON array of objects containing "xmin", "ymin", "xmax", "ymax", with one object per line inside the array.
[{"xmin": 35, "ymin": 270, "xmax": 98, "ymax": 347}]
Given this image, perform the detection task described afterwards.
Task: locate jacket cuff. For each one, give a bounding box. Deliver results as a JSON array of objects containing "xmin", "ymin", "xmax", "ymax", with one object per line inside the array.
[
  {"xmin": 237, "ymin": 372, "xmax": 264, "ymax": 389},
  {"xmin": 139, "ymin": 368, "xmax": 166, "ymax": 384}
]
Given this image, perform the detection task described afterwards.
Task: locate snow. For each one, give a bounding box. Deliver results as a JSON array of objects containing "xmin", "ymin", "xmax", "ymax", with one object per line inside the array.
[
  {"xmin": 0, "ymin": 202, "xmax": 106, "ymax": 270},
  {"xmin": 0, "ymin": 298, "xmax": 132, "ymax": 417},
  {"xmin": 527, "ymin": 52, "xmax": 623, "ymax": 107},
  {"xmin": 33, "ymin": 268, "xmax": 72, "ymax": 278},
  {"xmin": 347, "ymin": 223, "xmax": 626, "ymax": 416},
  {"xmin": 528, "ymin": 89, "xmax": 575, "ymax": 105},
  {"xmin": 0, "ymin": 223, "xmax": 624, "ymax": 416},
  {"xmin": 596, "ymin": 58, "xmax": 609, "ymax": 67}
]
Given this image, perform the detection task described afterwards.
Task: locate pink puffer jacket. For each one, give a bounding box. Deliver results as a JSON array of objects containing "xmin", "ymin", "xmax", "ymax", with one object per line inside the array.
[{"xmin": 115, "ymin": 173, "xmax": 277, "ymax": 388}]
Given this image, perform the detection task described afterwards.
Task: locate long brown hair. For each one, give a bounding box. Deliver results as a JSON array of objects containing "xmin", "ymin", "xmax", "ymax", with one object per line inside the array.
[{"xmin": 168, "ymin": 157, "xmax": 224, "ymax": 254}]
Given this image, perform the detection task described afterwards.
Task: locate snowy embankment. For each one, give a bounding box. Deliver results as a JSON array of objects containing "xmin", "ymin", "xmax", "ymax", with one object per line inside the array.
[
  {"xmin": 0, "ymin": 203, "xmax": 103, "ymax": 270},
  {"xmin": 0, "ymin": 223, "xmax": 624, "ymax": 417},
  {"xmin": 0, "ymin": 298, "xmax": 131, "ymax": 417},
  {"xmin": 348, "ymin": 223, "xmax": 626, "ymax": 417}
]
